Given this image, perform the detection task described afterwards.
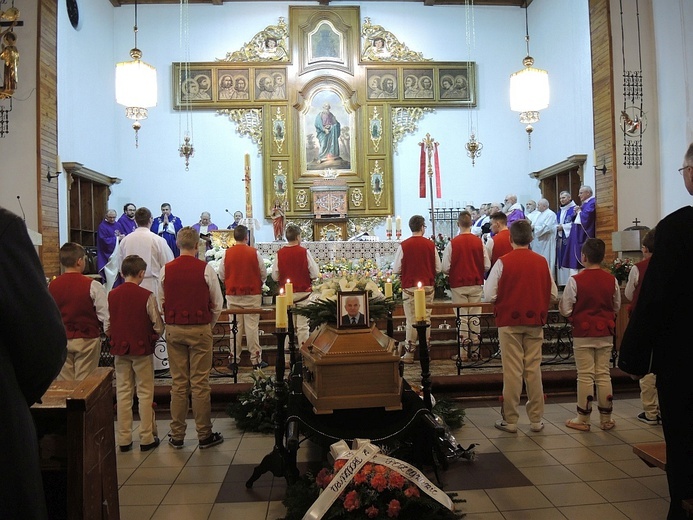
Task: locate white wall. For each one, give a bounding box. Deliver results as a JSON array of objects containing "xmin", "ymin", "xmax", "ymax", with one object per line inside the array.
[{"xmin": 56, "ymin": 0, "xmax": 595, "ymax": 242}]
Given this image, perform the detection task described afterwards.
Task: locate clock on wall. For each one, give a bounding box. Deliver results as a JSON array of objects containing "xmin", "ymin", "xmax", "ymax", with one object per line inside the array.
[{"xmin": 66, "ymin": 0, "xmax": 79, "ymax": 29}]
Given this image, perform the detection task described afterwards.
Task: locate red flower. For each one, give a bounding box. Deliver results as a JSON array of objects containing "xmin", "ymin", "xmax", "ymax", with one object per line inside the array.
[
  {"xmin": 315, "ymin": 468, "xmax": 332, "ymax": 489},
  {"xmin": 353, "ymin": 470, "xmax": 368, "ymax": 485},
  {"xmin": 371, "ymin": 473, "xmax": 388, "ymax": 492},
  {"xmin": 365, "ymin": 505, "xmax": 379, "ymax": 518},
  {"xmin": 334, "ymin": 459, "xmax": 347, "ymax": 471},
  {"xmin": 388, "ymin": 472, "xmax": 406, "ymax": 489},
  {"xmin": 362, "ymin": 463, "xmax": 374, "ymax": 475},
  {"xmin": 373, "ymin": 464, "xmax": 387, "ymax": 476},
  {"xmin": 387, "ymin": 499, "xmax": 401, "ymax": 517},
  {"xmin": 343, "ymin": 490, "xmax": 360, "ymax": 511},
  {"xmin": 404, "ymin": 485, "xmax": 420, "ymax": 498}
]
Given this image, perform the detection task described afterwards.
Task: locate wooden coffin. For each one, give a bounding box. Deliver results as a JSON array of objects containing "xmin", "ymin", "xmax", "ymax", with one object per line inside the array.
[{"xmin": 301, "ymin": 324, "xmax": 402, "ymax": 414}]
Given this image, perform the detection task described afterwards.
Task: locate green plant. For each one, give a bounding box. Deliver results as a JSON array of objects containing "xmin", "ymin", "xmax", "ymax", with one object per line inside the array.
[
  {"xmin": 292, "ymin": 296, "xmax": 396, "ymax": 330},
  {"xmin": 606, "ymin": 257, "xmax": 634, "ymax": 284},
  {"xmin": 226, "ymin": 369, "xmax": 287, "ymax": 433}
]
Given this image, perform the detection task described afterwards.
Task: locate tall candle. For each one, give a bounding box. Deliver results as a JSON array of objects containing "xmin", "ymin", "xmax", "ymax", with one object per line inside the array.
[
  {"xmin": 414, "ymin": 281, "xmax": 426, "ymax": 322},
  {"xmin": 56, "ymin": 154, "xmax": 62, "ymax": 173},
  {"xmin": 386, "ymin": 216, "xmax": 392, "ymax": 232},
  {"xmin": 395, "ymin": 216, "xmax": 401, "ymax": 231},
  {"xmin": 384, "ymin": 278, "xmax": 393, "ymax": 299},
  {"xmin": 275, "ymin": 290, "xmax": 288, "ymax": 328},
  {"xmin": 285, "ymin": 279, "xmax": 294, "ymax": 305}
]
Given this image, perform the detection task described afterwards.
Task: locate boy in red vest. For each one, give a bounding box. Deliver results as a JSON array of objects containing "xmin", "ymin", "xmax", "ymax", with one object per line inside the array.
[
  {"xmin": 624, "ymin": 228, "xmax": 659, "ymax": 425},
  {"xmin": 484, "ymin": 220, "xmax": 557, "ymax": 433},
  {"xmin": 485, "ymin": 212, "xmax": 512, "ymax": 274},
  {"xmin": 442, "ymin": 211, "xmax": 490, "ymax": 359},
  {"xmin": 271, "ymin": 224, "xmax": 319, "ymax": 355},
  {"xmin": 218, "ymin": 224, "xmax": 268, "ymax": 369},
  {"xmin": 392, "ymin": 215, "xmax": 441, "ymax": 364},
  {"xmin": 160, "ymin": 227, "xmax": 224, "ymax": 449},
  {"xmin": 560, "ymin": 238, "xmax": 621, "ymax": 431},
  {"xmin": 107, "ymin": 255, "xmax": 164, "ymax": 452},
  {"xmin": 49, "ymin": 242, "xmax": 110, "ymax": 381}
]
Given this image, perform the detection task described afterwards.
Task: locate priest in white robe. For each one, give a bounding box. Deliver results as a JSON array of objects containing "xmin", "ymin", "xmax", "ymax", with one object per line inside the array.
[
  {"xmin": 531, "ymin": 199, "xmax": 558, "ymax": 275},
  {"xmin": 525, "ymin": 200, "xmax": 540, "ymax": 226}
]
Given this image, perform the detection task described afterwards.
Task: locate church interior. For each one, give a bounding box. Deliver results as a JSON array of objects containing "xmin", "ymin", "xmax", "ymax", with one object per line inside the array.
[{"xmin": 1, "ymin": 0, "xmax": 692, "ymax": 518}]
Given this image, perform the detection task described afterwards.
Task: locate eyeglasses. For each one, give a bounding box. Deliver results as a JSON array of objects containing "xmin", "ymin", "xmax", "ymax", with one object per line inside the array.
[{"xmin": 678, "ymin": 166, "xmax": 692, "ymax": 175}]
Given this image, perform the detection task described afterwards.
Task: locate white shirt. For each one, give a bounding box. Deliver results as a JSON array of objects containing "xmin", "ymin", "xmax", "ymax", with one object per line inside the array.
[{"xmin": 118, "ymin": 227, "xmax": 174, "ymax": 298}]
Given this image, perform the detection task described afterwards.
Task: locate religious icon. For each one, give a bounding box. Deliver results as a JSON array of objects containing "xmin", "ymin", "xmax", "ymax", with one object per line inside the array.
[
  {"xmin": 309, "ymin": 22, "xmax": 342, "ymax": 62},
  {"xmin": 367, "ymin": 69, "xmax": 397, "ymax": 100},
  {"xmin": 439, "ymin": 68, "xmax": 470, "ymax": 101},
  {"xmin": 403, "ymin": 68, "xmax": 434, "ymax": 100},
  {"xmin": 178, "ymin": 67, "xmax": 213, "ymax": 103},
  {"xmin": 303, "ymin": 88, "xmax": 352, "ymax": 172}
]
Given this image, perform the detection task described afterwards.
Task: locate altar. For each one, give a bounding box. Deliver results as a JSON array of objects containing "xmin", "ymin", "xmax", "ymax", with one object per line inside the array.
[{"xmin": 256, "ymin": 239, "xmax": 400, "ymax": 262}]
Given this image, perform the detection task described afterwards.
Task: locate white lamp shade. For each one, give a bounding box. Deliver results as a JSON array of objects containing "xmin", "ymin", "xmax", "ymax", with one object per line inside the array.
[
  {"xmin": 510, "ymin": 66, "xmax": 549, "ymax": 112},
  {"xmin": 115, "ymin": 59, "xmax": 158, "ymax": 109}
]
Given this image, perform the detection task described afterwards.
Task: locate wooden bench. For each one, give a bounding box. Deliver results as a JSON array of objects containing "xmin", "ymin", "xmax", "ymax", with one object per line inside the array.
[{"xmin": 632, "ymin": 441, "xmax": 666, "ymax": 470}]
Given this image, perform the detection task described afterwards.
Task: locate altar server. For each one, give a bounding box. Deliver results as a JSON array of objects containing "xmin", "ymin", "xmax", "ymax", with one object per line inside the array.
[
  {"xmin": 49, "ymin": 242, "xmax": 110, "ymax": 381},
  {"xmin": 392, "ymin": 215, "xmax": 441, "ymax": 364},
  {"xmin": 485, "ymin": 212, "xmax": 512, "ymax": 273}
]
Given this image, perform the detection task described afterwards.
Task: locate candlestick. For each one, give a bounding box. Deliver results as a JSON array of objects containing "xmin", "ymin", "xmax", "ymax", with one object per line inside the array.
[
  {"xmin": 386, "ymin": 215, "xmax": 392, "ymax": 232},
  {"xmin": 285, "ymin": 280, "xmax": 293, "ymax": 306},
  {"xmin": 414, "ymin": 282, "xmax": 426, "ymax": 322},
  {"xmin": 395, "ymin": 215, "xmax": 401, "ymax": 232},
  {"xmin": 384, "ymin": 279, "xmax": 393, "ymax": 299},
  {"xmin": 275, "ymin": 291, "xmax": 288, "ymax": 328}
]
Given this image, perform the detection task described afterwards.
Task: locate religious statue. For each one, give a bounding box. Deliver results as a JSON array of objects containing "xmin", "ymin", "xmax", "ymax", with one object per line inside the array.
[
  {"xmin": 315, "ymin": 103, "xmax": 341, "ymax": 163},
  {"xmin": 0, "ymin": 31, "xmax": 19, "ymax": 97},
  {"xmin": 271, "ymin": 201, "xmax": 285, "ymax": 241}
]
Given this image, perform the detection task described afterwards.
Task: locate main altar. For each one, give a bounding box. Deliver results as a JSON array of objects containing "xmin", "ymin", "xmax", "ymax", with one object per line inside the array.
[{"xmin": 256, "ymin": 239, "xmax": 400, "ymax": 262}]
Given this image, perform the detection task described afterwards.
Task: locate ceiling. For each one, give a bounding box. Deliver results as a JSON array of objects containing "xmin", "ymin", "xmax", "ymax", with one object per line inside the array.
[{"xmin": 109, "ymin": 0, "xmax": 531, "ymax": 7}]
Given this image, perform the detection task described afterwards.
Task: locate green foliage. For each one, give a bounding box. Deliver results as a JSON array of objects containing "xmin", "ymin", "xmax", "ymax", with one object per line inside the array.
[
  {"xmin": 292, "ymin": 296, "xmax": 396, "ymax": 330},
  {"xmin": 432, "ymin": 399, "xmax": 466, "ymax": 430},
  {"xmin": 226, "ymin": 370, "xmax": 287, "ymax": 433}
]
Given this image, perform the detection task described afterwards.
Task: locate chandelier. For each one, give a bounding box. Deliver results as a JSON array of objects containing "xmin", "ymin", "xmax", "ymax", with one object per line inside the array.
[
  {"xmin": 115, "ymin": 0, "xmax": 157, "ymax": 148},
  {"xmin": 509, "ymin": 5, "xmax": 549, "ymax": 149}
]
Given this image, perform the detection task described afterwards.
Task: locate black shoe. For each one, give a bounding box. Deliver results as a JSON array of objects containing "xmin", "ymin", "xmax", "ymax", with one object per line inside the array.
[
  {"xmin": 253, "ymin": 361, "xmax": 269, "ymax": 370},
  {"xmin": 119, "ymin": 442, "xmax": 133, "ymax": 453},
  {"xmin": 168, "ymin": 435, "xmax": 184, "ymax": 449},
  {"xmin": 140, "ymin": 437, "xmax": 160, "ymax": 452},
  {"xmin": 199, "ymin": 432, "xmax": 224, "ymax": 449}
]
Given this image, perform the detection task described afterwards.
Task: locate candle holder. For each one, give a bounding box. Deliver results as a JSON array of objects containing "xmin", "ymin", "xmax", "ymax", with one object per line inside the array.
[
  {"xmin": 287, "ymin": 307, "xmax": 297, "ymax": 369},
  {"xmin": 413, "ymin": 322, "xmax": 433, "ymax": 411},
  {"xmin": 246, "ymin": 329, "xmax": 298, "ymax": 488},
  {"xmin": 386, "ymin": 230, "xmax": 392, "ymax": 240},
  {"xmin": 228, "ymin": 313, "xmax": 240, "ymax": 383},
  {"xmin": 395, "ymin": 229, "xmax": 402, "ymax": 240}
]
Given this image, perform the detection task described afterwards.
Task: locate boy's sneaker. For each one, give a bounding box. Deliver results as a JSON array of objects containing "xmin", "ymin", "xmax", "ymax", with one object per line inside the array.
[
  {"xmin": 253, "ymin": 360, "xmax": 269, "ymax": 370},
  {"xmin": 494, "ymin": 419, "xmax": 517, "ymax": 433},
  {"xmin": 168, "ymin": 435, "xmax": 184, "ymax": 449},
  {"xmin": 401, "ymin": 352, "xmax": 415, "ymax": 364},
  {"xmin": 637, "ymin": 412, "xmax": 659, "ymax": 426},
  {"xmin": 199, "ymin": 432, "xmax": 224, "ymax": 449},
  {"xmin": 119, "ymin": 442, "xmax": 133, "ymax": 453},
  {"xmin": 530, "ymin": 422, "xmax": 545, "ymax": 432},
  {"xmin": 140, "ymin": 437, "xmax": 160, "ymax": 452}
]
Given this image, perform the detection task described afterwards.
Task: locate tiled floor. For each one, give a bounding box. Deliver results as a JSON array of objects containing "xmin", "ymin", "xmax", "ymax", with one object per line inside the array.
[{"xmin": 117, "ymin": 395, "xmax": 669, "ymax": 520}]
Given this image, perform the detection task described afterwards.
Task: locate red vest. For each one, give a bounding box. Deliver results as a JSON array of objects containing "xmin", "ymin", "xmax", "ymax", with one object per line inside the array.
[
  {"xmin": 49, "ymin": 273, "xmax": 102, "ymax": 338},
  {"xmin": 490, "ymin": 228, "xmax": 512, "ymax": 268},
  {"xmin": 495, "ymin": 249, "xmax": 552, "ymax": 327},
  {"xmin": 224, "ymin": 244, "xmax": 262, "ymax": 295},
  {"xmin": 448, "ymin": 233, "xmax": 485, "ymax": 287},
  {"xmin": 571, "ymin": 269, "xmax": 617, "ymax": 337},
  {"xmin": 108, "ymin": 283, "xmax": 158, "ymax": 356},
  {"xmin": 400, "ymin": 236, "xmax": 437, "ymax": 289},
  {"xmin": 277, "ymin": 245, "xmax": 312, "ymax": 292},
  {"xmin": 628, "ymin": 257, "xmax": 650, "ymax": 315},
  {"xmin": 163, "ymin": 255, "xmax": 213, "ymax": 325}
]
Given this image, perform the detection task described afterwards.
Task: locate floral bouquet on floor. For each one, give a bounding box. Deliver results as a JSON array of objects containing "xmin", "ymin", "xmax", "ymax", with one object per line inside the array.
[
  {"xmin": 607, "ymin": 257, "xmax": 634, "ymax": 284},
  {"xmin": 281, "ymin": 440, "xmax": 464, "ymax": 520},
  {"xmin": 226, "ymin": 369, "xmax": 287, "ymax": 433}
]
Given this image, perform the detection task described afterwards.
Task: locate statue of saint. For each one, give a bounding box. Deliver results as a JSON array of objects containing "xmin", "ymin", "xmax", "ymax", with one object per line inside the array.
[
  {"xmin": 1, "ymin": 31, "xmax": 19, "ymax": 97},
  {"xmin": 271, "ymin": 201, "xmax": 285, "ymax": 241}
]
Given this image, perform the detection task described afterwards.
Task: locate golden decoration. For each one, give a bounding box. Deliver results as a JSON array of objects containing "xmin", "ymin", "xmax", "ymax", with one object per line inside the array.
[
  {"xmin": 218, "ymin": 18, "xmax": 289, "ymax": 63},
  {"xmin": 217, "ymin": 108, "xmax": 263, "ymax": 154},
  {"xmin": 287, "ymin": 218, "xmax": 313, "ymax": 241},
  {"xmin": 391, "ymin": 107, "xmax": 435, "ymax": 153},
  {"xmin": 370, "ymin": 161, "xmax": 384, "ymax": 207},
  {"xmin": 319, "ymin": 223, "xmax": 343, "ymax": 241},
  {"xmin": 351, "ymin": 188, "xmax": 364, "ymax": 207},
  {"xmin": 361, "ymin": 17, "xmax": 431, "ymax": 63},
  {"xmin": 347, "ymin": 217, "xmax": 386, "ymax": 238},
  {"xmin": 369, "ymin": 106, "xmax": 383, "ymax": 152},
  {"xmin": 271, "ymin": 107, "xmax": 286, "ymax": 154},
  {"xmin": 210, "ymin": 230, "xmax": 236, "ymax": 249},
  {"xmin": 295, "ymin": 189, "xmax": 309, "ymax": 209},
  {"xmin": 273, "ymin": 162, "xmax": 288, "ymax": 207}
]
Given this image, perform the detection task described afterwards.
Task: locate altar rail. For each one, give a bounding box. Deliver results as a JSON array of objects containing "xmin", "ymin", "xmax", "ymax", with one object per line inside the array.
[{"xmin": 256, "ymin": 240, "xmax": 401, "ymax": 262}]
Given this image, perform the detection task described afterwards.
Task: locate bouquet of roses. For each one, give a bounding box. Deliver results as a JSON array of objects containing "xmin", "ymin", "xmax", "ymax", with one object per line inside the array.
[{"xmin": 607, "ymin": 257, "xmax": 634, "ymax": 284}]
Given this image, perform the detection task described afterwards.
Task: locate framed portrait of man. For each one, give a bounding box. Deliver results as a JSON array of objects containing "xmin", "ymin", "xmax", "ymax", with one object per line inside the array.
[
  {"xmin": 338, "ymin": 291, "xmax": 369, "ymax": 329},
  {"xmin": 254, "ymin": 68, "xmax": 287, "ymax": 101},
  {"xmin": 172, "ymin": 65, "xmax": 215, "ymax": 108},
  {"xmin": 367, "ymin": 68, "xmax": 398, "ymax": 100},
  {"xmin": 438, "ymin": 63, "xmax": 476, "ymax": 106},
  {"xmin": 217, "ymin": 68, "xmax": 250, "ymax": 101},
  {"xmin": 402, "ymin": 68, "xmax": 434, "ymax": 100}
]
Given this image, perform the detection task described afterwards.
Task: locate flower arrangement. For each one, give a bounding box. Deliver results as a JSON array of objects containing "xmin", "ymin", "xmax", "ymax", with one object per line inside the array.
[
  {"xmin": 607, "ymin": 257, "xmax": 634, "ymax": 284},
  {"xmin": 314, "ymin": 258, "xmax": 401, "ymax": 301},
  {"xmin": 226, "ymin": 369, "xmax": 287, "ymax": 433},
  {"xmin": 282, "ymin": 459, "xmax": 463, "ymax": 520},
  {"xmin": 433, "ymin": 234, "xmax": 451, "ymax": 297}
]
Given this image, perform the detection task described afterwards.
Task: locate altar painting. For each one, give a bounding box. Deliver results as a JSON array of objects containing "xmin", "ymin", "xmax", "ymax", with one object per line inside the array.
[{"xmin": 302, "ymin": 88, "xmax": 354, "ymax": 173}]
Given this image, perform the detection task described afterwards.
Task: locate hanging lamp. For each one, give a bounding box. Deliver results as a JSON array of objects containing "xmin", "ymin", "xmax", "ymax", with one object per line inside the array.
[
  {"xmin": 115, "ymin": 0, "xmax": 157, "ymax": 148},
  {"xmin": 178, "ymin": 0, "xmax": 194, "ymax": 170}
]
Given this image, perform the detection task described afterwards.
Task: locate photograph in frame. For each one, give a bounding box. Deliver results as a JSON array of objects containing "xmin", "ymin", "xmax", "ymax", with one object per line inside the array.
[{"xmin": 337, "ymin": 291, "xmax": 369, "ymax": 329}]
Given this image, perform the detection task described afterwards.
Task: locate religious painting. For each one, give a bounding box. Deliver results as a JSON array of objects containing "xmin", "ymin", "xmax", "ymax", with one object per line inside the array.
[
  {"xmin": 362, "ymin": 36, "xmax": 392, "ymax": 61},
  {"xmin": 273, "ymin": 163, "xmax": 287, "ymax": 197},
  {"xmin": 257, "ymin": 35, "xmax": 289, "ymax": 61},
  {"xmin": 302, "ymin": 88, "xmax": 354, "ymax": 173},
  {"xmin": 217, "ymin": 68, "xmax": 250, "ymax": 101},
  {"xmin": 254, "ymin": 68, "xmax": 287, "ymax": 101},
  {"xmin": 367, "ymin": 68, "xmax": 398, "ymax": 100},
  {"xmin": 173, "ymin": 65, "xmax": 214, "ymax": 107},
  {"xmin": 438, "ymin": 63, "xmax": 476, "ymax": 105},
  {"xmin": 308, "ymin": 21, "xmax": 344, "ymax": 65},
  {"xmin": 337, "ymin": 291, "xmax": 369, "ymax": 329},
  {"xmin": 403, "ymin": 68, "xmax": 434, "ymax": 100}
]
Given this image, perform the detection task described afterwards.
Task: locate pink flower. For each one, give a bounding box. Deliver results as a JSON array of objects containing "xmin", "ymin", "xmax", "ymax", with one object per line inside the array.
[
  {"xmin": 343, "ymin": 490, "xmax": 360, "ymax": 511},
  {"xmin": 365, "ymin": 505, "xmax": 379, "ymax": 518},
  {"xmin": 387, "ymin": 499, "xmax": 401, "ymax": 517},
  {"xmin": 404, "ymin": 485, "xmax": 420, "ymax": 498}
]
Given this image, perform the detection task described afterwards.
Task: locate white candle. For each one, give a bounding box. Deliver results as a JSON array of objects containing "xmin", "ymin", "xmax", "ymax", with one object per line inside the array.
[
  {"xmin": 56, "ymin": 154, "xmax": 62, "ymax": 173},
  {"xmin": 395, "ymin": 216, "xmax": 401, "ymax": 231},
  {"xmin": 386, "ymin": 216, "xmax": 392, "ymax": 232},
  {"xmin": 414, "ymin": 281, "xmax": 426, "ymax": 322}
]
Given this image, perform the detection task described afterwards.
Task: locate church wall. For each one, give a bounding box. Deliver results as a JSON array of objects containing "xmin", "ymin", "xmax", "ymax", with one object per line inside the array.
[{"xmin": 48, "ymin": 1, "xmax": 594, "ymax": 244}]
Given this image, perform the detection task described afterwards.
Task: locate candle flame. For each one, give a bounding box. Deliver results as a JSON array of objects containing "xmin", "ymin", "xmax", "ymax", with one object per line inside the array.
[
  {"xmin": 286, "ymin": 279, "xmax": 291, "ymax": 283},
  {"xmin": 387, "ymin": 278, "xmax": 391, "ymax": 283},
  {"xmin": 417, "ymin": 281, "xmax": 422, "ymax": 289},
  {"xmin": 280, "ymin": 288, "xmax": 284, "ymax": 295}
]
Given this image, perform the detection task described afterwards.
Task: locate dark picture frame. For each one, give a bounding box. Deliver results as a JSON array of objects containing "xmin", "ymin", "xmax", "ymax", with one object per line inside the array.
[
  {"xmin": 337, "ymin": 290, "xmax": 369, "ymax": 329},
  {"xmin": 367, "ymin": 68, "xmax": 398, "ymax": 100},
  {"xmin": 402, "ymin": 68, "xmax": 434, "ymax": 100}
]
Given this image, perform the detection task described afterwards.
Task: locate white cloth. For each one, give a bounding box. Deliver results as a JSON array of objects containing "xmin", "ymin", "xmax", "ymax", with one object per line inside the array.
[
  {"xmin": 531, "ymin": 209, "xmax": 558, "ymax": 275},
  {"xmin": 526, "ymin": 209, "xmax": 540, "ymax": 225},
  {"xmin": 471, "ymin": 215, "xmax": 489, "ymax": 237},
  {"xmin": 624, "ymin": 264, "xmax": 640, "ymax": 302},
  {"xmin": 118, "ymin": 227, "xmax": 174, "ymax": 300},
  {"xmin": 103, "ymin": 237, "xmax": 121, "ymax": 293}
]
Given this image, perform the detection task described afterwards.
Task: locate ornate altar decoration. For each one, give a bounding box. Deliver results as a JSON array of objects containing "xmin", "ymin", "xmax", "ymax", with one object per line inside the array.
[
  {"xmin": 0, "ymin": 2, "xmax": 21, "ymax": 137},
  {"xmin": 210, "ymin": 230, "xmax": 236, "ymax": 249},
  {"xmin": 301, "ymin": 324, "xmax": 402, "ymax": 414}
]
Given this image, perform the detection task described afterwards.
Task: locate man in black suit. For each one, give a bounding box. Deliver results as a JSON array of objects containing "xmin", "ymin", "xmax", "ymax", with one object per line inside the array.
[
  {"xmin": 0, "ymin": 208, "xmax": 67, "ymax": 519},
  {"xmin": 341, "ymin": 295, "xmax": 365, "ymax": 326},
  {"xmin": 619, "ymin": 143, "xmax": 693, "ymax": 520}
]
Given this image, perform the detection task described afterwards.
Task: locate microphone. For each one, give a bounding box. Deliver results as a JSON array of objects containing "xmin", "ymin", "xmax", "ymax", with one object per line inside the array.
[
  {"xmin": 16, "ymin": 195, "xmax": 26, "ymax": 221},
  {"xmin": 225, "ymin": 209, "xmax": 231, "ymax": 215}
]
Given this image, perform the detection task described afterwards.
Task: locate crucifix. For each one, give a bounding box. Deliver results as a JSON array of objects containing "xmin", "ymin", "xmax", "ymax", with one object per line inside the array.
[{"xmin": 419, "ymin": 133, "xmax": 440, "ymax": 238}]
